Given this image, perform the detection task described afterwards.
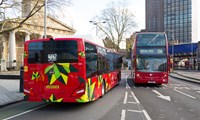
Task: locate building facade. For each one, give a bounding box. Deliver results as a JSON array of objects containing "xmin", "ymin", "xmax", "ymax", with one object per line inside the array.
[
  {"xmin": 146, "ymin": 0, "xmax": 164, "ymax": 32},
  {"xmin": 146, "ymin": 0, "xmax": 200, "ymax": 44},
  {"xmin": 0, "ymin": 0, "xmax": 76, "ymax": 71}
]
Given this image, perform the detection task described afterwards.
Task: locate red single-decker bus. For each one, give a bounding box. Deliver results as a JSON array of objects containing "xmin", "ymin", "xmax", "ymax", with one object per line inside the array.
[{"xmin": 23, "ymin": 37, "xmax": 122, "ymax": 103}]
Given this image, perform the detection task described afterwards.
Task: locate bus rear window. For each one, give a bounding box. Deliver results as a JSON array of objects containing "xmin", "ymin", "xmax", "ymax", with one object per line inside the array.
[{"xmin": 28, "ymin": 40, "xmax": 78, "ymax": 63}]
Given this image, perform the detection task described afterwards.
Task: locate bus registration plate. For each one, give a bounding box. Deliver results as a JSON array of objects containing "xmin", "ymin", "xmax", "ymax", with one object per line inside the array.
[
  {"xmin": 148, "ymin": 81, "xmax": 155, "ymax": 83},
  {"xmin": 46, "ymin": 85, "xmax": 59, "ymax": 89}
]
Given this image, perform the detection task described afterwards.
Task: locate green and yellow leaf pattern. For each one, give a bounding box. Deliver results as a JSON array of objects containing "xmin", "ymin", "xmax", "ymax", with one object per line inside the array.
[
  {"xmin": 45, "ymin": 94, "xmax": 63, "ymax": 102},
  {"xmin": 76, "ymin": 78, "xmax": 96, "ymax": 102},
  {"xmin": 24, "ymin": 51, "xmax": 28, "ymax": 58},
  {"xmin": 45, "ymin": 63, "xmax": 77, "ymax": 85},
  {"xmin": 31, "ymin": 72, "xmax": 40, "ymax": 80},
  {"xmin": 98, "ymin": 75, "xmax": 103, "ymax": 88},
  {"xmin": 78, "ymin": 51, "xmax": 85, "ymax": 58}
]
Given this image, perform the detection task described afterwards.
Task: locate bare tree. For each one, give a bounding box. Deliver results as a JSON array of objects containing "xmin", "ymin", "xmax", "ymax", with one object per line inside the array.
[
  {"xmin": 93, "ymin": 1, "xmax": 137, "ymax": 51},
  {"xmin": 0, "ymin": 0, "xmax": 71, "ymax": 34}
]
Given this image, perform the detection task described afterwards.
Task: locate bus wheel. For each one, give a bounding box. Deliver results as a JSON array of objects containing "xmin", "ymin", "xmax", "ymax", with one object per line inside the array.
[
  {"xmin": 101, "ymin": 81, "xmax": 106, "ymax": 98},
  {"xmin": 117, "ymin": 72, "xmax": 121, "ymax": 83}
]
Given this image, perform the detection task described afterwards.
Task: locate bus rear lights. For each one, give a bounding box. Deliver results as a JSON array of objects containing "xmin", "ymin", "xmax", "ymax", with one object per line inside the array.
[
  {"xmin": 76, "ymin": 89, "xmax": 84, "ymax": 94},
  {"xmin": 72, "ymin": 83, "xmax": 85, "ymax": 97},
  {"xmin": 72, "ymin": 89, "xmax": 85, "ymax": 97},
  {"xmin": 24, "ymin": 89, "xmax": 30, "ymax": 94},
  {"xmin": 24, "ymin": 89, "xmax": 34, "ymax": 96},
  {"xmin": 136, "ymin": 74, "xmax": 140, "ymax": 77},
  {"xmin": 163, "ymin": 79, "xmax": 167, "ymax": 82}
]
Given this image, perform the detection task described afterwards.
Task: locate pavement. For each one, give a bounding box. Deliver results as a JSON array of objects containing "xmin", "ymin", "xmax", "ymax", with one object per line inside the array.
[
  {"xmin": 0, "ymin": 69, "xmax": 199, "ymax": 107},
  {"xmin": 170, "ymin": 69, "xmax": 200, "ymax": 84},
  {"xmin": 0, "ymin": 71, "xmax": 23, "ymax": 107}
]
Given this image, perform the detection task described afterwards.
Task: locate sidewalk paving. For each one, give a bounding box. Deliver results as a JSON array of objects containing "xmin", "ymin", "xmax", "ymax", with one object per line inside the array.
[
  {"xmin": 0, "ymin": 71, "xmax": 23, "ymax": 107},
  {"xmin": 0, "ymin": 79, "xmax": 24, "ymax": 106},
  {"xmin": 170, "ymin": 69, "xmax": 200, "ymax": 84},
  {"xmin": 0, "ymin": 70, "xmax": 199, "ymax": 107}
]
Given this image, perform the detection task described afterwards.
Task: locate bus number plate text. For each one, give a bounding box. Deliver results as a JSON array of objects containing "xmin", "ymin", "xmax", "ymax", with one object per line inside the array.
[{"xmin": 46, "ymin": 85, "xmax": 59, "ymax": 89}]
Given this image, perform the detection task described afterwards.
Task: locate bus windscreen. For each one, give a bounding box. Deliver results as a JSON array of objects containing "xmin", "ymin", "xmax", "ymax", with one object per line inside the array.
[
  {"xmin": 136, "ymin": 56, "xmax": 167, "ymax": 72},
  {"xmin": 136, "ymin": 34, "xmax": 166, "ymax": 46}
]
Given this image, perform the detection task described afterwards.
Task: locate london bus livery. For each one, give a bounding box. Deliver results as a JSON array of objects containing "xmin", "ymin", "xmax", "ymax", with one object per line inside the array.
[
  {"xmin": 131, "ymin": 32, "xmax": 169, "ymax": 85},
  {"xmin": 23, "ymin": 37, "xmax": 122, "ymax": 103}
]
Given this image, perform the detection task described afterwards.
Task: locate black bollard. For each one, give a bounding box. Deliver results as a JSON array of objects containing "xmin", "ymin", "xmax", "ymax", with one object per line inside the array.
[{"xmin": 20, "ymin": 66, "xmax": 24, "ymax": 92}]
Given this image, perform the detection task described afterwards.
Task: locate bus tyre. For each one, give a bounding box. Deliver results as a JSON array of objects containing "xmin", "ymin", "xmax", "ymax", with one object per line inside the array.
[
  {"xmin": 101, "ymin": 81, "xmax": 106, "ymax": 98},
  {"xmin": 117, "ymin": 72, "xmax": 121, "ymax": 83}
]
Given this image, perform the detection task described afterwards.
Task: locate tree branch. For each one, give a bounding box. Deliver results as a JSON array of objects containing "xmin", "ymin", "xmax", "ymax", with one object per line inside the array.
[{"xmin": 0, "ymin": 0, "xmax": 4, "ymax": 5}]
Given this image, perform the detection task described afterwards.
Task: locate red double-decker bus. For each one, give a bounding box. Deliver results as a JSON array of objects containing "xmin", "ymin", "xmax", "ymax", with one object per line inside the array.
[
  {"xmin": 131, "ymin": 32, "xmax": 169, "ymax": 85},
  {"xmin": 23, "ymin": 37, "xmax": 122, "ymax": 103}
]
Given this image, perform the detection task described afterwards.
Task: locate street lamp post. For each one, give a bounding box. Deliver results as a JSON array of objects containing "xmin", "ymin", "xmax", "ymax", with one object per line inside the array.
[
  {"xmin": 166, "ymin": 29, "xmax": 175, "ymax": 71},
  {"xmin": 44, "ymin": 0, "xmax": 48, "ymax": 38},
  {"xmin": 89, "ymin": 21, "xmax": 106, "ymax": 36},
  {"xmin": 171, "ymin": 32, "xmax": 175, "ymax": 71}
]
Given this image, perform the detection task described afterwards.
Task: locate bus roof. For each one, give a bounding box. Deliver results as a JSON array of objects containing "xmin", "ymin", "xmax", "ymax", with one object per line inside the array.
[{"xmin": 25, "ymin": 34, "xmax": 105, "ymax": 48}]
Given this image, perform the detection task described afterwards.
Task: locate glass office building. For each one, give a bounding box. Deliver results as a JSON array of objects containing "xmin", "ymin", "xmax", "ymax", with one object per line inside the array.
[
  {"xmin": 146, "ymin": 0, "xmax": 200, "ymax": 44},
  {"xmin": 164, "ymin": 0, "xmax": 200, "ymax": 44}
]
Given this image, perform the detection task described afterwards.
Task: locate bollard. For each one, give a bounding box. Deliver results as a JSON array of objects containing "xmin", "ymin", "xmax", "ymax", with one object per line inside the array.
[{"xmin": 20, "ymin": 66, "xmax": 24, "ymax": 92}]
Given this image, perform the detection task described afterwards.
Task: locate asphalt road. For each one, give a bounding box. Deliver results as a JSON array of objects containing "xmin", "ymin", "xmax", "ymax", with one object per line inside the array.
[{"xmin": 0, "ymin": 70, "xmax": 200, "ymax": 120}]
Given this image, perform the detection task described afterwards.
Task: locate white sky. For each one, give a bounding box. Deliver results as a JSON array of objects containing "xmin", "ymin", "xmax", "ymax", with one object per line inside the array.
[{"xmin": 63, "ymin": 0, "xmax": 145, "ymax": 36}]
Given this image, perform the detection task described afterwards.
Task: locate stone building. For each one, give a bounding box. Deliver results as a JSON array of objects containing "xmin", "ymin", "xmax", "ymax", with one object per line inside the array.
[{"xmin": 0, "ymin": 0, "xmax": 76, "ymax": 71}]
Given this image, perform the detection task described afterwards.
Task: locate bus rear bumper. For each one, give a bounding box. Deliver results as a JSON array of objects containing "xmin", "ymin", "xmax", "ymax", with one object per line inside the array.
[
  {"xmin": 25, "ymin": 95, "xmax": 90, "ymax": 103},
  {"xmin": 134, "ymin": 77, "xmax": 168, "ymax": 84}
]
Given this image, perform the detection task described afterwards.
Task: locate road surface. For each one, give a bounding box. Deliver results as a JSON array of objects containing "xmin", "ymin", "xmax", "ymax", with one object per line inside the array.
[{"xmin": 1, "ymin": 70, "xmax": 200, "ymax": 120}]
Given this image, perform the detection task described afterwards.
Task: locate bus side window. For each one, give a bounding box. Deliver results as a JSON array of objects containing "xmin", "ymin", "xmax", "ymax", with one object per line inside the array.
[{"xmin": 85, "ymin": 42, "xmax": 97, "ymax": 78}]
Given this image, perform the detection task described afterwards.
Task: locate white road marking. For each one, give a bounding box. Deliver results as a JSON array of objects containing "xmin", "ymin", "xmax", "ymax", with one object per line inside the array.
[
  {"xmin": 3, "ymin": 103, "xmax": 48, "ymax": 120},
  {"xmin": 173, "ymin": 88, "xmax": 196, "ymax": 99},
  {"xmin": 121, "ymin": 110, "xmax": 126, "ymax": 120},
  {"xmin": 124, "ymin": 75, "xmax": 151, "ymax": 120},
  {"xmin": 127, "ymin": 109, "xmax": 142, "ymax": 113},
  {"xmin": 185, "ymin": 87, "xmax": 190, "ymax": 90},
  {"xmin": 142, "ymin": 110, "xmax": 152, "ymax": 120},
  {"xmin": 130, "ymin": 92, "xmax": 140, "ymax": 104},
  {"xmin": 123, "ymin": 92, "xmax": 128, "ymax": 104},
  {"xmin": 130, "ymin": 92, "xmax": 151, "ymax": 120},
  {"xmin": 196, "ymin": 91, "xmax": 200, "ymax": 93},
  {"xmin": 125, "ymin": 75, "xmax": 130, "ymax": 89},
  {"xmin": 126, "ymin": 83, "xmax": 130, "ymax": 89},
  {"xmin": 152, "ymin": 90, "xmax": 171, "ymax": 101},
  {"xmin": 128, "ymin": 102, "xmax": 137, "ymax": 104}
]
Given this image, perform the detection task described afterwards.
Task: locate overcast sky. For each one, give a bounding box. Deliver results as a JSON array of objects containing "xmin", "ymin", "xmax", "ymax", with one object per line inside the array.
[{"xmin": 63, "ymin": 0, "xmax": 145, "ymax": 36}]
